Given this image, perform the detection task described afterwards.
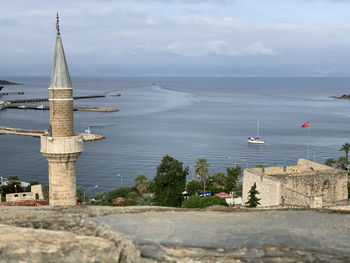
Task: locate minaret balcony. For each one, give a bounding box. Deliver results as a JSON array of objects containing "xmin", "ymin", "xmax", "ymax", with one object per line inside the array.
[{"xmin": 41, "ymin": 134, "xmax": 83, "ymax": 155}]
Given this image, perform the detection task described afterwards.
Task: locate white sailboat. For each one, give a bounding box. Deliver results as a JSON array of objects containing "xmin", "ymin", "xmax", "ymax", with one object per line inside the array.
[{"xmin": 248, "ymin": 119, "xmax": 264, "ymax": 144}]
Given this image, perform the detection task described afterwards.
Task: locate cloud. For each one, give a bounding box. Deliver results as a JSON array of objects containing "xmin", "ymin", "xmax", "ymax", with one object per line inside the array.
[
  {"xmin": 244, "ymin": 42, "xmax": 277, "ymax": 56},
  {"xmin": 166, "ymin": 40, "xmax": 276, "ymax": 57}
]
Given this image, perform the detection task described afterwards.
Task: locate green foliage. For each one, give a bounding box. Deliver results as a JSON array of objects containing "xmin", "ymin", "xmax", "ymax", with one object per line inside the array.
[
  {"xmin": 186, "ymin": 180, "xmax": 203, "ymax": 196},
  {"xmin": 134, "ymin": 174, "xmax": 149, "ymax": 194},
  {"xmin": 25, "ymin": 180, "xmax": 40, "ymax": 192},
  {"xmin": 337, "ymin": 156, "xmax": 348, "ymax": 169},
  {"xmin": 325, "ymin": 158, "xmax": 336, "ymax": 167},
  {"xmin": 153, "ymin": 155, "xmax": 188, "ymax": 207},
  {"xmin": 245, "ymin": 183, "xmax": 261, "ymax": 208},
  {"xmin": 234, "ymin": 183, "xmax": 243, "ymax": 197},
  {"xmin": 0, "ymin": 175, "xmax": 23, "ymax": 200},
  {"xmin": 8, "ymin": 176, "xmax": 19, "ymax": 182},
  {"xmin": 94, "ymin": 187, "xmax": 138, "ymax": 206},
  {"xmin": 195, "ymin": 158, "xmax": 210, "ymax": 192},
  {"xmin": 204, "ymin": 166, "xmax": 241, "ymax": 194},
  {"xmin": 201, "ymin": 195, "xmax": 228, "ymax": 207},
  {"xmin": 226, "ymin": 166, "xmax": 241, "ymax": 193},
  {"xmin": 206, "ymin": 172, "xmax": 226, "ymax": 194},
  {"xmin": 117, "ymin": 198, "xmax": 138, "ymax": 206},
  {"xmin": 76, "ymin": 187, "xmax": 87, "ymax": 203},
  {"xmin": 182, "ymin": 195, "xmax": 228, "ymax": 208},
  {"xmin": 137, "ymin": 194, "xmax": 154, "ymax": 206},
  {"xmin": 340, "ymin": 143, "xmax": 350, "ymax": 163},
  {"xmin": 256, "ymin": 164, "xmax": 264, "ymax": 168},
  {"xmin": 126, "ymin": 191, "xmax": 139, "ymax": 200}
]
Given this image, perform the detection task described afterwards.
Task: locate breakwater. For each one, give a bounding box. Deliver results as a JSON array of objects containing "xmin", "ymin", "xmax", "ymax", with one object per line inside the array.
[
  {"xmin": 6, "ymin": 104, "xmax": 118, "ymax": 112},
  {"xmin": 0, "ymin": 91, "xmax": 24, "ymax": 97},
  {"xmin": 0, "ymin": 126, "xmax": 105, "ymax": 141},
  {"xmin": 6, "ymin": 94, "xmax": 105, "ymax": 104}
]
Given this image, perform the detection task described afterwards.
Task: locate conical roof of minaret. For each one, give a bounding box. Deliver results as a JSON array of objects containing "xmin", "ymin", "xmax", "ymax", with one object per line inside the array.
[{"xmin": 50, "ymin": 14, "xmax": 72, "ymax": 89}]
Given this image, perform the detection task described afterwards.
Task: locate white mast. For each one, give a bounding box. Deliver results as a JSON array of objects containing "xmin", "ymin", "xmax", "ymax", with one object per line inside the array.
[{"xmin": 257, "ymin": 119, "xmax": 260, "ymax": 138}]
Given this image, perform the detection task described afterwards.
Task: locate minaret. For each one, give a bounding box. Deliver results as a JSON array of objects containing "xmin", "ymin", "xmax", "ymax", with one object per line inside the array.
[{"xmin": 41, "ymin": 14, "xmax": 83, "ymax": 206}]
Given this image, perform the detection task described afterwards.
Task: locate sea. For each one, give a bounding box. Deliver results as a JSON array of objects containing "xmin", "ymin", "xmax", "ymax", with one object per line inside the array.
[{"xmin": 1, "ymin": 76, "xmax": 350, "ymax": 197}]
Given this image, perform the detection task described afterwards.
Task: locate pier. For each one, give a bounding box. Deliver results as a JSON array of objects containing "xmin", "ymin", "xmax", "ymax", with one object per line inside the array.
[
  {"xmin": 6, "ymin": 94, "xmax": 105, "ymax": 104},
  {"xmin": 6, "ymin": 104, "xmax": 118, "ymax": 112},
  {"xmin": 0, "ymin": 91, "xmax": 24, "ymax": 97},
  {"xmin": 0, "ymin": 126, "xmax": 105, "ymax": 141}
]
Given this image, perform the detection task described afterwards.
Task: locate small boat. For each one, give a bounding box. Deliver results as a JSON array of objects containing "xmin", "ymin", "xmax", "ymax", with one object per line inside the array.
[
  {"xmin": 0, "ymin": 101, "xmax": 6, "ymax": 110},
  {"xmin": 85, "ymin": 127, "xmax": 91, "ymax": 134},
  {"xmin": 36, "ymin": 105, "xmax": 46, "ymax": 110},
  {"xmin": 110, "ymin": 91, "xmax": 121, "ymax": 96},
  {"xmin": 18, "ymin": 105, "xmax": 26, "ymax": 109},
  {"xmin": 248, "ymin": 119, "xmax": 264, "ymax": 144}
]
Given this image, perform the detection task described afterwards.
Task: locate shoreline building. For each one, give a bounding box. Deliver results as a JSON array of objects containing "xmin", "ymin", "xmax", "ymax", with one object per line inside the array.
[
  {"xmin": 41, "ymin": 14, "xmax": 83, "ymax": 206},
  {"xmin": 243, "ymin": 159, "xmax": 348, "ymax": 208}
]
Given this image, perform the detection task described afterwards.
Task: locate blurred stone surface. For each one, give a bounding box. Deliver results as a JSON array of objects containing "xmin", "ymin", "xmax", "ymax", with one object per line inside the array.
[{"xmin": 0, "ymin": 206, "xmax": 349, "ymax": 262}]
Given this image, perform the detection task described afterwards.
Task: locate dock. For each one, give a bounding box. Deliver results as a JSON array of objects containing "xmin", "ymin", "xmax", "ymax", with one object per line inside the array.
[
  {"xmin": 6, "ymin": 104, "xmax": 118, "ymax": 112},
  {"xmin": 0, "ymin": 91, "xmax": 24, "ymax": 97},
  {"xmin": 6, "ymin": 94, "xmax": 105, "ymax": 104},
  {"xmin": 0, "ymin": 126, "xmax": 105, "ymax": 141}
]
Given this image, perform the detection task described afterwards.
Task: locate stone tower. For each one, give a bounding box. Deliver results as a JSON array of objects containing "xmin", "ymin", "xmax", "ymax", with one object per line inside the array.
[{"xmin": 41, "ymin": 14, "xmax": 83, "ymax": 206}]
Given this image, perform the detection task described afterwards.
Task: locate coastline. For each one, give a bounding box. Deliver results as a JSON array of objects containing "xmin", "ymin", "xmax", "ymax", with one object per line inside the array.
[
  {"xmin": 330, "ymin": 95, "xmax": 350, "ymax": 100},
  {"xmin": 0, "ymin": 79, "xmax": 22, "ymax": 85}
]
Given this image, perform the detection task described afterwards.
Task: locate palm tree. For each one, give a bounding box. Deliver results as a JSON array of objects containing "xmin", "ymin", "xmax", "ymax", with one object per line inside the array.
[
  {"xmin": 324, "ymin": 158, "xmax": 336, "ymax": 167},
  {"xmin": 134, "ymin": 174, "xmax": 149, "ymax": 194},
  {"xmin": 340, "ymin": 143, "xmax": 350, "ymax": 164},
  {"xmin": 337, "ymin": 156, "xmax": 348, "ymax": 170},
  {"xmin": 195, "ymin": 158, "xmax": 210, "ymax": 193}
]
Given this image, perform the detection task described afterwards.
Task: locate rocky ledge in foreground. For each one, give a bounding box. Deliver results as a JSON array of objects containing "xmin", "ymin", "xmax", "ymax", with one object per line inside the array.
[
  {"xmin": 0, "ymin": 79, "xmax": 21, "ymax": 85},
  {"xmin": 0, "ymin": 206, "xmax": 350, "ymax": 263}
]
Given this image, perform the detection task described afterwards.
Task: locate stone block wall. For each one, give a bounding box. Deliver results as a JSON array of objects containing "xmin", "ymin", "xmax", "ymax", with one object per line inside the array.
[
  {"xmin": 6, "ymin": 192, "xmax": 35, "ymax": 202},
  {"xmin": 297, "ymin": 159, "xmax": 332, "ymax": 171},
  {"xmin": 243, "ymin": 169, "xmax": 281, "ymax": 206},
  {"xmin": 48, "ymin": 159, "xmax": 77, "ymax": 206},
  {"xmin": 6, "ymin": 184, "xmax": 49, "ymax": 203},
  {"xmin": 41, "ymin": 135, "xmax": 83, "ymax": 155},
  {"xmin": 282, "ymin": 170, "xmax": 348, "ymax": 205},
  {"xmin": 49, "ymin": 88, "xmax": 73, "ymax": 137}
]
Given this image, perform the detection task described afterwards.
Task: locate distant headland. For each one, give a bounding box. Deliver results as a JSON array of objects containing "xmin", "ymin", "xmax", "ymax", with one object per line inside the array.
[
  {"xmin": 330, "ymin": 94, "xmax": 350, "ymax": 100},
  {"xmin": 0, "ymin": 79, "xmax": 22, "ymax": 85}
]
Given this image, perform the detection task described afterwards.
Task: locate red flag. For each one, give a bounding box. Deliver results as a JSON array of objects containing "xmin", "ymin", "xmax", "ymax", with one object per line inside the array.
[{"xmin": 301, "ymin": 121, "xmax": 310, "ymax": 128}]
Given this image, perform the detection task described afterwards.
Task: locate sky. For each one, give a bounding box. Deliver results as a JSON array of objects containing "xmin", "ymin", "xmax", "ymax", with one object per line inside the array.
[{"xmin": 1, "ymin": 0, "xmax": 350, "ymax": 77}]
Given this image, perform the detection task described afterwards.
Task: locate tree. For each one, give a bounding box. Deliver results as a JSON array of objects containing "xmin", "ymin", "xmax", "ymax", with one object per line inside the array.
[
  {"xmin": 134, "ymin": 174, "xmax": 149, "ymax": 194},
  {"xmin": 2, "ymin": 176, "xmax": 23, "ymax": 196},
  {"xmin": 226, "ymin": 166, "xmax": 241, "ymax": 193},
  {"xmin": 94, "ymin": 187, "xmax": 138, "ymax": 206},
  {"xmin": 325, "ymin": 158, "xmax": 336, "ymax": 167},
  {"xmin": 195, "ymin": 158, "xmax": 210, "ymax": 192},
  {"xmin": 245, "ymin": 183, "xmax": 261, "ymax": 208},
  {"xmin": 76, "ymin": 187, "xmax": 87, "ymax": 203},
  {"xmin": 340, "ymin": 143, "xmax": 350, "ymax": 164},
  {"xmin": 182, "ymin": 195, "xmax": 228, "ymax": 208},
  {"xmin": 153, "ymin": 155, "xmax": 188, "ymax": 207},
  {"xmin": 137, "ymin": 195, "xmax": 154, "ymax": 206},
  {"xmin": 186, "ymin": 180, "xmax": 203, "ymax": 196},
  {"xmin": 337, "ymin": 156, "xmax": 348, "ymax": 170},
  {"xmin": 8, "ymin": 176, "xmax": 20, "ymax": 182},
  {"xmin": 206, "ymin": 172, "xmax": 226, "ymax": 194},
  {"xmin": 25, "ymin": 180, "xmax": 40, "ymax": 192}
]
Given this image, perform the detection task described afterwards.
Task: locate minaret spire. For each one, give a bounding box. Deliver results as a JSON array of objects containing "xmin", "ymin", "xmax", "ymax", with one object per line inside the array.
[
  {"xmin": 56, "ymin": 12, "xmax": 60, "ymax": 35},
  {"xmin": 41, "ymin": 14, "xmax": 83, "ymax": 206}
]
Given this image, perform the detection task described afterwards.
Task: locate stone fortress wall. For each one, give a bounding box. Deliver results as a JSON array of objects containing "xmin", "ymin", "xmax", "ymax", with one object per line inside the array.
[{"xmin": 243, "ymin": 159, "xmax": 348, "ymax": 208}]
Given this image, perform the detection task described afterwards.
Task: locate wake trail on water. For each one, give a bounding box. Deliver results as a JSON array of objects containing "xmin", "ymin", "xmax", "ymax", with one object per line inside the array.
[{"xmin": 117, "ymin": 84, "xmax": 199, "ymax": 117}]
